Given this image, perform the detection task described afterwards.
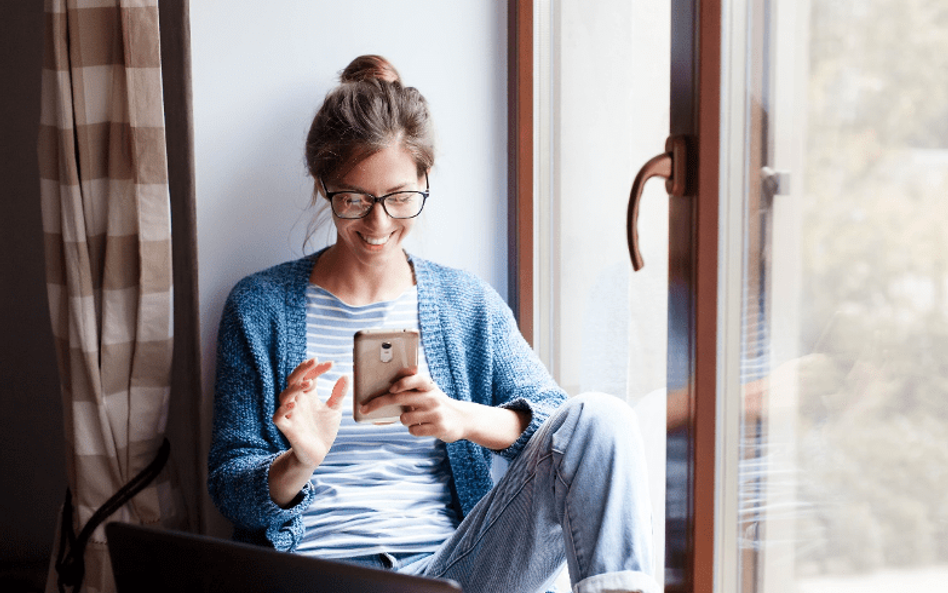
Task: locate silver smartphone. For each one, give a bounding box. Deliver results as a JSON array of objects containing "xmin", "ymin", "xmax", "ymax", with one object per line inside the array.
[{"xmin": 352, "ymin": 329, "xmax": 419, "ymax": 424}]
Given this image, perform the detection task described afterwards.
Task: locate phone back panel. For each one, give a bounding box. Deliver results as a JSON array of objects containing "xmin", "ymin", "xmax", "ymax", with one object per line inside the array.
[{"xmin": 352, "ymin": 329, "xmax": 419, "ymax": 423}]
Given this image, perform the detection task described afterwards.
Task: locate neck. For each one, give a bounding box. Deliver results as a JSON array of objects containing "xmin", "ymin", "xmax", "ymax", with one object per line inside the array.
[{"xmin": 310, "ymin": 245, "xmax": 415, "ymax": 306}]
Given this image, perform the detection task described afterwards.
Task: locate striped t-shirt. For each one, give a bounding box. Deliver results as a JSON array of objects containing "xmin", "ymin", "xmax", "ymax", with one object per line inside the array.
[{"xmin": 295, "ymin": 284, "xmax": 460, "ymax": 559}]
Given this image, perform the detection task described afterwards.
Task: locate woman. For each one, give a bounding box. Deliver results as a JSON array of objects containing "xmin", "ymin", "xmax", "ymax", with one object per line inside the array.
[{"xmin": 208, "ymin": 55, "xmax": 657, "ymax": 593}]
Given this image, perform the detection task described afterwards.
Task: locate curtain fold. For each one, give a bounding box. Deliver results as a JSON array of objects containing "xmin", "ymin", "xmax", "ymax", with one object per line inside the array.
[{"xmin": 38, "ymin": 1, "xmax": 187, "ymax": 591}]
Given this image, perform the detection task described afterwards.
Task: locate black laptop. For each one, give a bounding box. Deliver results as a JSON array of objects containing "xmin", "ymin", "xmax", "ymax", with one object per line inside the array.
[{"xmin": 106, "ymin": 522, "xmax": 462, "ymax": 593}]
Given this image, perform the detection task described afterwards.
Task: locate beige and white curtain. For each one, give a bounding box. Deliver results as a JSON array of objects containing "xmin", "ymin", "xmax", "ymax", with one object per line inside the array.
[{"xmin": 38, "ymin": 1, "xmax": 187, "ymax": 591}]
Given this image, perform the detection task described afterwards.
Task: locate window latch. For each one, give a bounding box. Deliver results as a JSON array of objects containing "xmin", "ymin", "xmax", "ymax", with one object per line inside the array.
[{"xmin": 626, "ymin": 135, "xmax": 692, "ymax": 271}]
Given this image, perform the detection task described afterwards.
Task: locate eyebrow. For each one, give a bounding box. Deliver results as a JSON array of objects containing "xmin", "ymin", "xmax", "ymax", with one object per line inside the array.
[{"xmin": 332, "ymin": 180, "xmax": 417, "ymax": 195}]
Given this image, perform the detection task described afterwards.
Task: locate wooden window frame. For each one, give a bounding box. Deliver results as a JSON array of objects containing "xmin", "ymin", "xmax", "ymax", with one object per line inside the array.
[
  {"xmin": 507, "ymin": 2, "xmax": 722, "ymax": 592},
  {"xmin": 508, "ymin": 0, "xmax": 534, "ymax": 345}
]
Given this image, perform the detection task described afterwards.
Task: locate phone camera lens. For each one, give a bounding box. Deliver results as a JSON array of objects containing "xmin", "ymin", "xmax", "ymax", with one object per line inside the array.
[{"xmin": 382, "ymin": 342, "xmax": 392, "ymax": 350}]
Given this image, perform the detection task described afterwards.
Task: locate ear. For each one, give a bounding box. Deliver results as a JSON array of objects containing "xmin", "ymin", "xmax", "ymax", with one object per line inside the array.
[{"xmin": 315, "ymin": 178, "xmax": 329, "ymax": 199}]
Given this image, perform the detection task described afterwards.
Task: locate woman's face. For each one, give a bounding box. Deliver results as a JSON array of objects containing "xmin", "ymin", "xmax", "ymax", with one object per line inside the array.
[{"xmin": 326, "ymin": 143, "xmax": 424, "ymax": 267}]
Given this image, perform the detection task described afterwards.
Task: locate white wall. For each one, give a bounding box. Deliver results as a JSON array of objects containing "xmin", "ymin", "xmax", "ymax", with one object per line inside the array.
[{"xmin": 191, "ymin": 1, "xmax": 508, "ymax": 532}]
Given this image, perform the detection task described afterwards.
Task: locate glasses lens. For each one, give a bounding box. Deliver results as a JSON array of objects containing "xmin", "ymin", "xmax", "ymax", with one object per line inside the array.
[
  {"xmin": 383, "ymin": 192, "xmax": 425, "ymax": 219},
  {"xmin": 332, "ymin": 193, "xmax": 371, "ymax": 219},
  {"xmin": 330, "ymin": 191, "xmax": 426, "ymax": 219}
]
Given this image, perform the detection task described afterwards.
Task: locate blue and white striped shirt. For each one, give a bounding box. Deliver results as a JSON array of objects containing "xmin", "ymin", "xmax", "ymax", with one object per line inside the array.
[{"xmin": 296, "ymin": 284, "xmax": 460, "ymax": 559}]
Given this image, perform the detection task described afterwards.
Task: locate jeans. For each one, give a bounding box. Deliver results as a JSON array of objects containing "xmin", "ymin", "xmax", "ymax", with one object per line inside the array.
[{"xmin": 364, "ymin": 393, "xmax": 658, "ymax": 593}]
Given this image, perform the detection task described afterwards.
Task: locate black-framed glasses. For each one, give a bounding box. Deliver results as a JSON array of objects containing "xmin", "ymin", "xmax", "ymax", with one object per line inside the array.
[{"xmin": 322, "ymin": 173, "xmax": 429, "ymax": 219}]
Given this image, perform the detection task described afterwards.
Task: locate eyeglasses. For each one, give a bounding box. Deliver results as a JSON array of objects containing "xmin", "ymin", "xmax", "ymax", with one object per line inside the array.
[{"xmin": 321, "ymin": 173, "xmax": 429, "ymax": 219}]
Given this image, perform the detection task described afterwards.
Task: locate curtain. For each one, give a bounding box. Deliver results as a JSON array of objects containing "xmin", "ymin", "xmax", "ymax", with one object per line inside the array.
[{"xmin": 38, "ymin": 1, "xmax": 187, "ymax": 591}]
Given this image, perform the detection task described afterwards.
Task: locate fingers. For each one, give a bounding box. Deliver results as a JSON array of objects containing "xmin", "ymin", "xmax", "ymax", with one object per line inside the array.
[
  {"xmin": 287, "ymin": 358, "xmax": 317, "ymax": 386},
  {"xmin": 399, "ymin": 406, "xmax": 434, "ymax": 428},
  {"xmin": 281, "ymin": 359, "xmax": 336, "ymax": 404},
  {"xmin": 363, "ymin": 391, "xmax": 441, "ymax": 433},
  {"xmin": 400, "ymin": 409, "xmax": 459, "ymax": 443},
  {"xmin": 360, "ymin": 391, "xmax": 407, "ymax": 415},
  {"xmin": 407, "ymin": 422, "xmax": 437, "ymax": 438},
  {"xmin": 273, "ymin": 399, "xmax": 296, "ymax": 425},
  {"xmin": 304, "ymin": 360, "xmax": 334, "ymax": 382},
  {"xmin": 277, "ymin": 360, "xmax": 348, "ymax": 425},
  {"xmin": 288, "ymin": 358, "xmax": 334, "ymax": 386},
  {"xmin": 369, "ymin": 374, "xmax": 439, "ymax": 413},
  {"xmin": 389, "ymin": 372, "xmax": 437, "ymax": 394},
  {"xmin": 326, "ymin": 376, "xmax": 349, "ymax": 409},
  {"xmin": 279, "ymin": 377, "xmax": 314, "ymax": 406}
]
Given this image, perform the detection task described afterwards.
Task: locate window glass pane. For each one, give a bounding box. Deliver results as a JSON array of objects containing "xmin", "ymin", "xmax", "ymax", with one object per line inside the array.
[
  {"xmin": 732, "ymin": 0, "xmax": 948, "ymax": 591},
  {"xmin": 536, "ymin": 0, "xmax": 670, "ymax": 587}
]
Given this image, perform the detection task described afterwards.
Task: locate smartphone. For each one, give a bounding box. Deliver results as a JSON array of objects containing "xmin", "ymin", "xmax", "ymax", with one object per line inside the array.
[{"xmin": 352, "ymin": 329, "xmax": 419, "ymax": 424}]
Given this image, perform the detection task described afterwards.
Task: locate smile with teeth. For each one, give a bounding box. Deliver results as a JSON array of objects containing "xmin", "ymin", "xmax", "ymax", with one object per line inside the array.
[{"xmin": 359, "ymin": 232, "xmax": 392, "ymax": 246}]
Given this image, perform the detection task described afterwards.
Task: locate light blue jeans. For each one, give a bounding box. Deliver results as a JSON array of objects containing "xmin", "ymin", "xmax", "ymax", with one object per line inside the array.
[{"xmin": 352, "ymin": 393, "xmax": 658, "ymax": 593}]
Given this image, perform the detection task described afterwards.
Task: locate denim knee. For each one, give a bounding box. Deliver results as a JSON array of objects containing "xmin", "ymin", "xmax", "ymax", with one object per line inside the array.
[
  {"xmin": 552, "ymin": 392, "xmax": 643, "ymax": 476},
  {"xmin": 563, "ymin": 392, "xmax": 640, "ymax": 440}
]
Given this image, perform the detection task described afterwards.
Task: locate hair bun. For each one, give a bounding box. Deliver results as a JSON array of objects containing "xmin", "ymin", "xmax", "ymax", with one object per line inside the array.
[{"xmin": 339, "ymin": 55, "xmax": 401, "ymax": 84}]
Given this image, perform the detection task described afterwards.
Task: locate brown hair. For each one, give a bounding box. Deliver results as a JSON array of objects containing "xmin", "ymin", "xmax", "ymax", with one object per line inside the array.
[
  {"xmin": 339, "ymin": 54, "xmax": 400, "ymax": 83},
  {"xmin": 304, "ymin": 55, "xmax": 434, "ymax": 190}
]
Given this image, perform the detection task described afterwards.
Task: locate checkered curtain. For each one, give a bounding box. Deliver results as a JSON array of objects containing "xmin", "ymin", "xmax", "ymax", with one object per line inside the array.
[{"xmin": 38, "ymin": 1, "xmax": 185, "ymax": 591}]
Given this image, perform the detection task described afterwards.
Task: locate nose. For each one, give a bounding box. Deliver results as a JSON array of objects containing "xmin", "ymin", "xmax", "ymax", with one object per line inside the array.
[{"xmin": 362, "ymin": 200, "xmax": 392, "ymax": 227}]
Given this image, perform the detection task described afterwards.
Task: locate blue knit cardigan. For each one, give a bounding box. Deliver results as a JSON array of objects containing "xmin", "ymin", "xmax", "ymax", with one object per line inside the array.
[{"xmin": 207, "ymin": 251, "xmax": 567, "ymax": 551}]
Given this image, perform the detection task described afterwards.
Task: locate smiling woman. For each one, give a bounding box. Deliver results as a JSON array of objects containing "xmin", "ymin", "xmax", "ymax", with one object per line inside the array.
[
  {"xmin": 304, "ymin": 63, "xmax": 433, "ymax": 305},
  {"xmin": 189, "ymin": 0, "xmax": 511, "ymax": 548},
  {"xmin": 311, "ymin": 145, "xmax": 426, "ymax": 305},
  {"xmin": 189, "ymin": 9, "xmax": 512, "ymax": 510},
  {"xmin": 206, "ymin": 55, "xmax": 659, "ymax": 593}
]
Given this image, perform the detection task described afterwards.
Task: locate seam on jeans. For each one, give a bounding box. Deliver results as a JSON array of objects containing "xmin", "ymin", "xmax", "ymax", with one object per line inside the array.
[
  {"xmin": 428, "ymin": 451, "xmax": 553, "ymax": 579},
  {"xmin": 557, "ymin": 454, "xmax": 587, "ymax": 582}
]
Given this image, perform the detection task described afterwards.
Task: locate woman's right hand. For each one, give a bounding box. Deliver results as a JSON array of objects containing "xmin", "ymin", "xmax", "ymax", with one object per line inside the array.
[
  {"xmin": 269, "ymin": 358, "xmax": 348, "ymax": 507},
  {"xmin": 273, "ymin": 358, "xmax": 349, "ymax": 467}
]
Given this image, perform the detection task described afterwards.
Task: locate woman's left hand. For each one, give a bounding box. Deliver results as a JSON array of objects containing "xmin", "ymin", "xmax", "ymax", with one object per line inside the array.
[
  {"xmin": 360, "ymin": 369, "xmax": 531, "ymax": 449},
  {"xmin": 361, "ymin": 370, "xmax": 468, "ymax": 442}
]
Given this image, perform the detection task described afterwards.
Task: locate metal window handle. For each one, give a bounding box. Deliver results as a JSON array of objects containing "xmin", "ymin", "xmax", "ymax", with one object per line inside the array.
[
  {"xmin": 761, "ymin": 166, "xmax": 791, "ymax": 198},
  {"xmin": 626, "ymin": 135, "xmax": 690, "ymax": 271}
]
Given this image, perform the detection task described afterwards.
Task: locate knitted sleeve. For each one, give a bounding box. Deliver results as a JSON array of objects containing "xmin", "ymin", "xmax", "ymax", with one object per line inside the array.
[
  {"xmin": 479, "ymin": 277, "xmax": 567, "ymax": 460},
  {"xmin": 206, "ymin": 273, "xmax": 314, "ymax": 551},
  {"xmin": 420, "ymin": 261, "xmax": 567, "ymax": 461}
]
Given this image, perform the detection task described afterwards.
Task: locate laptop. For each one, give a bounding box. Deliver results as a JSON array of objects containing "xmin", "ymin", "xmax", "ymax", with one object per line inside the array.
[{"xmin": 106, "ymin": 522, "xmax": 463, "ymax": 593}]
